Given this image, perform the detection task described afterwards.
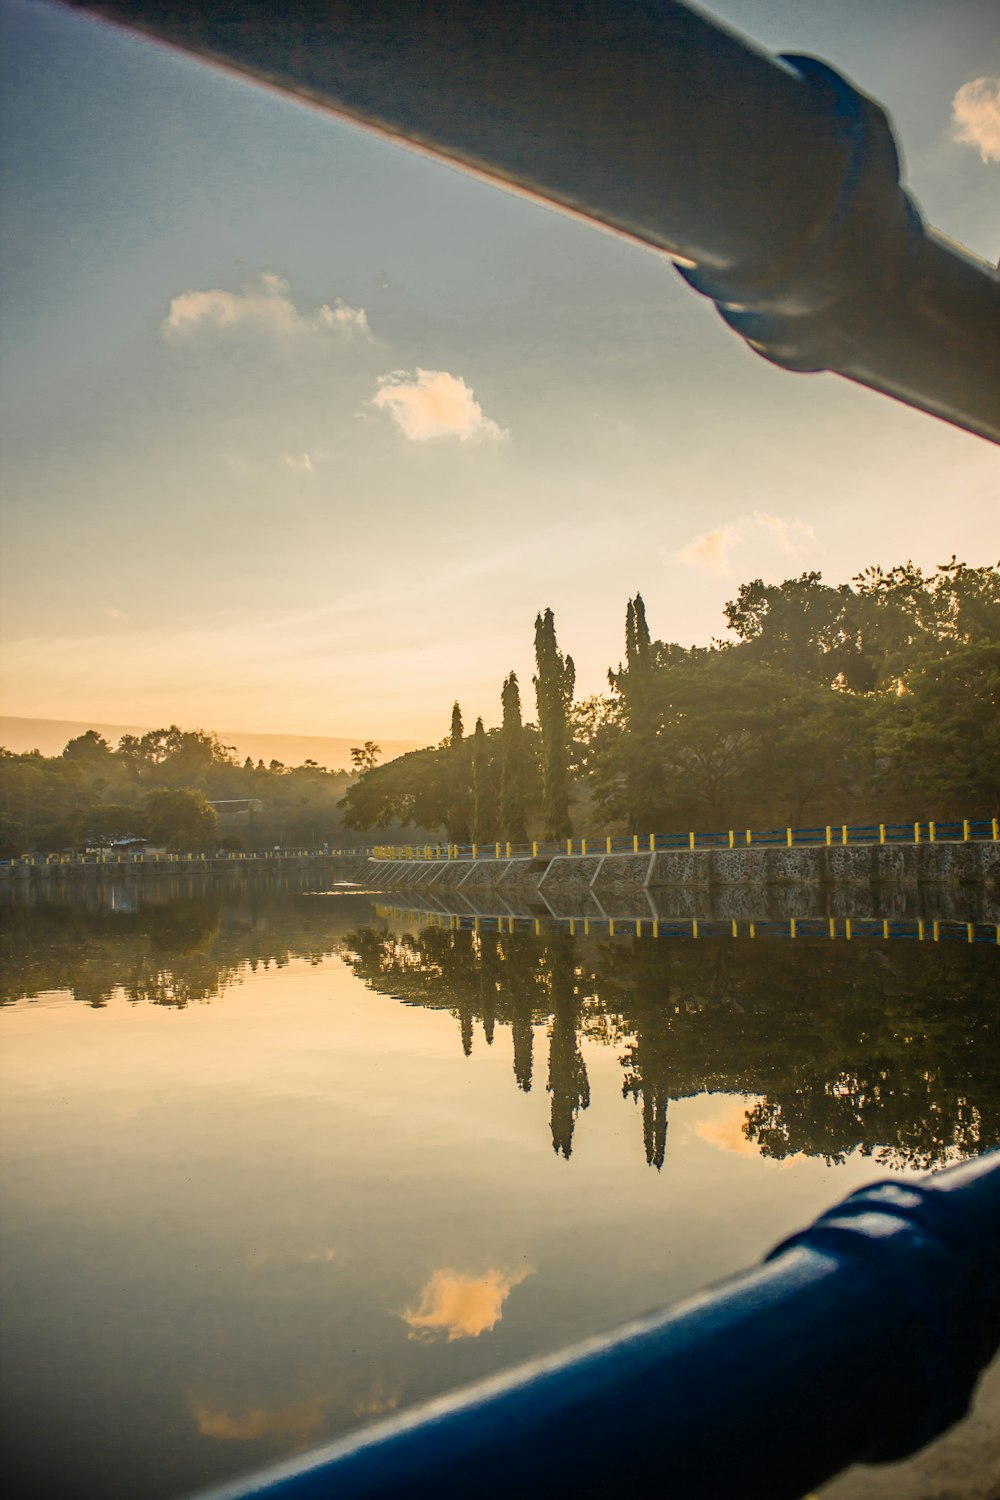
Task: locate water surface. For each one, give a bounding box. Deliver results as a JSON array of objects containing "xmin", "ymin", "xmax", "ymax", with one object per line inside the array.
[{"xmin": 2, "ymin": 878, "xmax": 998, "ymax": 1499}]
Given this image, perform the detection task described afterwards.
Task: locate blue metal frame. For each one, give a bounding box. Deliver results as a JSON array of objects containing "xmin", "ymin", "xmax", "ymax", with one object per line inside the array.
[
  {"xmin": 63, "ymin": 0, "xmax": 1000, "ymax": 442},
  {"xmin": 187, "ymin": 1152, "xmax": 1000, "ymax": 1499}
]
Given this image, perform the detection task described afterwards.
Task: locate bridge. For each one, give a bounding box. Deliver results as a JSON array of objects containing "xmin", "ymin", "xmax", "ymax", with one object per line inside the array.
[{"xmin": 372, "ymin": 818, "xmax": 999, "ymax": 862}]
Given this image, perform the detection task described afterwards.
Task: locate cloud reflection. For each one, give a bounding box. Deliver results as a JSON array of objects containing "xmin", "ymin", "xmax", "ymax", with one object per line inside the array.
[
  {"xmin": 194, "ymin": 1398, "xmax": 326, "ymax": 1442},
  {"xmin": 697, "ymin": 1100, "xmax": 804, "ymax": 1168},
  {"xmin": 402, "ymin": 1266, "xmax": 532, "ymax": 1342}
]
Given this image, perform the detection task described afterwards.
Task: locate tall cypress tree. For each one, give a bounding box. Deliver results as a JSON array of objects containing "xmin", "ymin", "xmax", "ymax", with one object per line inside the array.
[
  {"xmin": 533, "ymin": 608, "xmax": 574, "ymax": 840},
  {"xmin": 446, "ymin": 702, "xmax": 471, "ymax": 844},
  {"xmin": 471, "ymin": 716, "xmax": 490, "ymax": 843},
  {"xmin": 610, "ymin": 593, "xmax": 666, "ymax": 832},
  {"xmin": 499, "ymin": 672, "xmax": 529, "ymax": 844}
]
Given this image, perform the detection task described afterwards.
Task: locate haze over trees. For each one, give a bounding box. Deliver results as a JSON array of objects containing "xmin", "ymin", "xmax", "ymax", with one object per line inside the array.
[
  {"xmin": 341, "ymin": 557, "xmax": 999, "ymax": 841},
  {"xmin": 0, "ymin": 725, "xmax": 366, "ymax": 856}
]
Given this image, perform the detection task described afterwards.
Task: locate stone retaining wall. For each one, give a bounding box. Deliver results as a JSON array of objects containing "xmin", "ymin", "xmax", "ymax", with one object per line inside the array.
[{"xmin": 368, "ymin": 839, "xmax": 1000, "ymax": 898}]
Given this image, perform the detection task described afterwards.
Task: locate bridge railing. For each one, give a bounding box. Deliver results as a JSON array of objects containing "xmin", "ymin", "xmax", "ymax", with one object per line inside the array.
[
  {"xmin": 0, "ymin": 847, "xmax": 371, "ymax": 870},
  {"xmin": 371, "ymin": 818, "xmax": 1000, "ymax": 862}
]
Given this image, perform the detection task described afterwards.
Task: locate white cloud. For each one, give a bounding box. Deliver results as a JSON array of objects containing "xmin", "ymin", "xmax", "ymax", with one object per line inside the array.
[
  {"xmin": 371, "ymin": 369, "xmax": 507, "ymax": 442},
  {"xmin": 673, "ymin": 513, "xmax": 814, "ymax": 577},
  {"xmin": 952, "ymin": 78, "xmax": 1000, "ymax": 163},
  {"xmin": 282, "ymin": 452, "xmax": 314, "ymax": 474},
  {"xmin": 162, "ymin": 271, "xmax": 371, "ymax": 342}
]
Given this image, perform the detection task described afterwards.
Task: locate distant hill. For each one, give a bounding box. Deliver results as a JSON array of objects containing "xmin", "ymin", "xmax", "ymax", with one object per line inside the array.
[{"xmin": 0, "ymin": 716, "xmax": 422, "ymax": 771}]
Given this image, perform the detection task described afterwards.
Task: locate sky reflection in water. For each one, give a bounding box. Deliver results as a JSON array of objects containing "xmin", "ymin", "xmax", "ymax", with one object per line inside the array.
[{"xmin": 1, "ymin": 883, "xmax": 998, "ymax": 1500}]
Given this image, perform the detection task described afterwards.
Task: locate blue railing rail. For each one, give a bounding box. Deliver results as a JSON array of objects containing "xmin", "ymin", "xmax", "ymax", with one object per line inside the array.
[
  {"xmin": 186, "ymin": 1151, "xmax": 1000, "ymax": 1500},
  {"xmin": 375, "ymin": 907, "xmax": 1000, "ymax": 946},
  {"xmin": 371, "ymin": 817, "xmax": 1000, "ymax": 861}
]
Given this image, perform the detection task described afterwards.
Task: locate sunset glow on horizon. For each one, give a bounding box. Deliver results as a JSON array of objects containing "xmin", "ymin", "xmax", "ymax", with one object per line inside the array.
[{"xmin": 1, "ymin": 0, "xmax": 997, "ymax": 746}]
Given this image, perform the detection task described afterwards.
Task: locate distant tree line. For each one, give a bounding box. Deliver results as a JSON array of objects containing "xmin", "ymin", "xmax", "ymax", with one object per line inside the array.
[
  {"xmin": 341, "ymin": 557, "xmax": 999, "ymax": 840},
  {"xmin": 0, "ymin": 725, "xmax": 377, "ymax": 856}
]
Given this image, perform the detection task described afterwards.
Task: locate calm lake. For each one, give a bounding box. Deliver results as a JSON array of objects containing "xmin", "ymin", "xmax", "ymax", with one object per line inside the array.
[{"xmin": 2, "ymin": 876, "xmax": 998, "ymax": 1500}]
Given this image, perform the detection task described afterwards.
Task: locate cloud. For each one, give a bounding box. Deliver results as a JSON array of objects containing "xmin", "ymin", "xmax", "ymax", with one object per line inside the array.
[
  {"xmin": 162, "ymin": 271, "xmax": 371, "ymax": 342},
  {"xmin": 402, "ymin": 1266, "xmax": 532, "ymax": 1342},
  {"xmin": 371, "ymin": 369, "xmax": 507, "ymax": 442},
  {"xmin": 673, "ymin": 512, "xmax": 814, "ymax": 577},
  {"xmin": 674, "ymin": 524, "xmax": 740, "ymax": 576},
  {"xmin": 283, "ymin": 452, "xmax": 314, "ymax": 474},
  {"xmin": 952, "ymin": 78, "xmax": 1000, "ymax": 163}
]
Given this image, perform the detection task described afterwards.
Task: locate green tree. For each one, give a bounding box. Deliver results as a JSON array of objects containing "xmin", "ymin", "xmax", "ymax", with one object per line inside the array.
[
  {"xmin": 608, "ymin": 594, "xmax": 667, "ymax": 831},
  {"xmin": 499, "ymin": 672, "xmax": 529, "ymax": 844},
  {"xmin": 340, "ymin": 746, "xmax": 451, "ymax": 833},
  {"xmin": 63, "ymin": 730, "xmax": 113, "ymax": 765},
  {"xmin": 877, "ymin": 640, "xmax": 1000, "ymax": 816},
  {"xmin": 470, "ymin": 717, "xmax": 493, "ymax": 843},
  {"xmin": 141, "ymin": 787, "xmax": 219, "ymax": 850},
  {"xmin": 446, "ymin": 702, "xmax": 471, "ymax": 844},
  {"xmin": 350, "ymin": 741, "xmax": 381, "ymax": 772},
  {"xmin": 533, "ymin": 608, "xmax": 574, "ymax": 840}
]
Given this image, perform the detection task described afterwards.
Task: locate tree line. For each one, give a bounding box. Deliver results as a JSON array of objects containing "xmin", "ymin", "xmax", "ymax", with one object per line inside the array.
[
  {"xmin": 0, "ymin": 724, "xmax": 376, "ymax": 856},
  {"xmin": 342, "ymin": 558, "xmax": 999, "ymax": 840}
]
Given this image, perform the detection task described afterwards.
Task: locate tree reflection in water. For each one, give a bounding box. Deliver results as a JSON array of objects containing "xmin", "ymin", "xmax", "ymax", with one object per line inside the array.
[
  {"xmin": 2, "ymin": 885, "xmax": 996, "ymax": 1170},
  {"xmin": 341, "ymin": 921, "xmax": 1000, "ymax": 1171}
]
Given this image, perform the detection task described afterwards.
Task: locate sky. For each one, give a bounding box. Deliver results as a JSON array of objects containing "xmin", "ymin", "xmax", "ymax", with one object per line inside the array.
[{"xmin": 1, "ymin": 0, "xmax": 998, "ymax": 746}]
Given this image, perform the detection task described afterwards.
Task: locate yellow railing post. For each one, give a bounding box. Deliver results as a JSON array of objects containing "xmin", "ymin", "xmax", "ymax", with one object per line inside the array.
[
  {"xmin": 689, "ymin": 831, "xmax": 695, "ymax": 850},
  {"xmin": 506, "ymin": 842, "xmax": 512, "ymax": 857},
  {"xmin": 495, "ymin": 842, "xmax": 501, "ymax": 859},
  {"xmin": 845, "ymin": 918, "xmax": 852, "ymax": 941},
  {"xmin": 993, "ymin": 818, "xmax": 999, "ymax": 840},
  {"xmin": 632, "ymin": 834, "xmax": 639, "ymax": 853},
  {"xmin": 967, "ymin": 922, "xmax": 974, "ymax": 944},
  {"xmin": 608, "ymin": 918, "xmax": 615, "ymax": 936},
  {"xmin": 879, "ymin": 824, "xmax": 886, "ymax": 845},
  {"xmin": 746, "ymin": 829, "xmax": 752, "ymax": 846},
  {"xmin": 825, "ymin": 826, "xmax": 832, "ymax": 845},
  {"xmin": 472, "ymin": 843, "xmax": 478, "ymax": 859},
  {"xmin": 842, "ymin": 825, "xmax": 848, "ymax": 845},
  {"xmin": 790, "ymin": 918, "xmax": 796, "ymax": 939},
  {"xmin": 532, "ymin": 841, "xmax": 538, "ymax": 857},
  {"xmin": 606, "ymin": 836, "xmax": 612, "ymax": 854},
  {"xmin": 963, "ymin": 819, "xmax": 970, "ymax": 841},
  {"xmin": 692, "ymin": 918, "xmax": 699, "ymax": 940},
  {"xmin": 914, "ymin": 823, "xmax": 920, "ymax": 843},
  {"xmin": 581, "ymin": 837, "xmax": 587, "ymax": 856},
  {"xmin": 786, "ymin": 827, "xmax": 793, "ymax": 847},
  {"xmin": 728, "ymin": 830, "xmax": 734, "ymax": 849},
  {"xmin": 929, "ymin": 821, "xmax": 936, "ymax": 842},
  {"xmin": 567, "ymin": 838, "xmax": 573, "ymax": 856}
]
